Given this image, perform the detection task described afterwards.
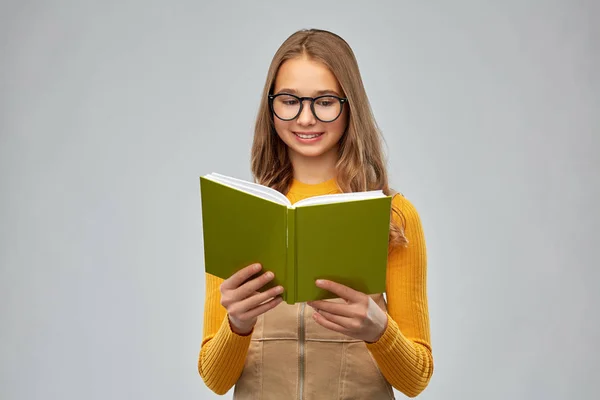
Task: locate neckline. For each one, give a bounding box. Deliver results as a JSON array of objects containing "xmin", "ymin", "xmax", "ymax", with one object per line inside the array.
[{"xmin": 288, "ymin": 177, "xmax": 340, "ymax": 195}]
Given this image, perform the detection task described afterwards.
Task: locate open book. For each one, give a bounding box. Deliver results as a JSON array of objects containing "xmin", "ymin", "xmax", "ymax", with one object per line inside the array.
[{"xmin": 200, "ymin": 173, "xmax": 392, "ymax": 304}]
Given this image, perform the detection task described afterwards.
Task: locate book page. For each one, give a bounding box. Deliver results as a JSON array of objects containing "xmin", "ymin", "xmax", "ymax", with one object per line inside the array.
[
  {"xmin": 293, "ymin": 190, "xmax": 385, "ymax": 207},
  {"xmin": 204, "ymin": 173, "xmax": 291, "ymax": 206}
]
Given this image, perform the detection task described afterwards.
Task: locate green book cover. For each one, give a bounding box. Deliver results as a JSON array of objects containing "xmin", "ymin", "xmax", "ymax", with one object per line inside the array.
[{"xmin": 200, "ymin": 173, "xmax": 392, "ymax": 304}]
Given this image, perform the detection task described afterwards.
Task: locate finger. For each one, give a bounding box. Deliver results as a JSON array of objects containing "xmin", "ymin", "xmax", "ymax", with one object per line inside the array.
[
  {"xmin": 307, "ymin": 300, "xmax": 354, "ymax": 318},
  {"xmin": 235, "ymin": 271, "xmax": 275, "ymax": 300},
  {"xmin": 315, "ymin": 279, "xmax": 361, "ymax": 302},
  {"xmin": 222, "ymin": 263, "xmax": 262, "ymax": 290},
  {"xmin": 238, "ymin": 285, "xmax": 284, "ymax": 312},
  {"xmin": 312, "ymin": 311, "xmax": 349, "ymax": 335},
  {"xmin": 242, "ymin": 296, "xmax": 284, "ymax": 320},
  {"xmin": 314, "ymin": 309, "xmax": 357, "ymax": 330}
]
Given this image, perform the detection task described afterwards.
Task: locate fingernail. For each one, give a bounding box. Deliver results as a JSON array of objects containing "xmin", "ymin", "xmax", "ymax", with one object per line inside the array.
[
  {"xmin": 253, "ymin": 264, "xmax": 261, "ymax": 271},
  {"xmin": 276, "ymin": 286, "xmax": 283, "ymax": 293},
  {"xmin": 316, "ymin": 279, "xmax": 324, "ymax": 285},
  {"xmin": 266, "ymin": 272, "xmax": 274, "ymax": 279}
]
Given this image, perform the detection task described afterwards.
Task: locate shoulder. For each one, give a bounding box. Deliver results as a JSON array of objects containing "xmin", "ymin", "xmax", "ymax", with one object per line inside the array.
[
  {"xmin": 391, "ymin": 191, "xmax": 420, "ymax": 216},
  {"xmin": 388, "ymin": 191, "xmax": 427, "ymax": 253}
]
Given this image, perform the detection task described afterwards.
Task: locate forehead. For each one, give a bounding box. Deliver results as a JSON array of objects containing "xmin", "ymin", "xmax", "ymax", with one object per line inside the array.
[{"xmin": 274, "ymin": 57, "xmax": 343, "ymax": 95}]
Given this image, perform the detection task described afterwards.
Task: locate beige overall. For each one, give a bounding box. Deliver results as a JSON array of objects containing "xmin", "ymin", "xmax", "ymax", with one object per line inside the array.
[{"xmin": 233, "ymin": 294, "xmax": 395, "ymax": 399}]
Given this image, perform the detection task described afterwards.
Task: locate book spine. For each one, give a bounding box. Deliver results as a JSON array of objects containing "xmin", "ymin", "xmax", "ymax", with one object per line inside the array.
[{"xmin": 286, "ymin": 207, "xmax": 296, "ymax": 304}]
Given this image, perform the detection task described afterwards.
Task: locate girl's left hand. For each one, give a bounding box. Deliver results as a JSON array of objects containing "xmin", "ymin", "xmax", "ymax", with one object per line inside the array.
[{"xmin": 307, "ymin": 279, "xmax": 388, "ymax": 343}]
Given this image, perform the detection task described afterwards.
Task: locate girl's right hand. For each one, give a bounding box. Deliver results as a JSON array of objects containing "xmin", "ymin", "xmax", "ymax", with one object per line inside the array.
[{"xmin": 220, "ymin": 263, "xmax": 284, "ymax": 335}]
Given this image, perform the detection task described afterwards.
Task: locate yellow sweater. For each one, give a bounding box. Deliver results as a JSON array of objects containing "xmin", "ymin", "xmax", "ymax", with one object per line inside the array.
[{"xmin": 198, "ymin": 178, "xmax": 433, "ymax": 397}]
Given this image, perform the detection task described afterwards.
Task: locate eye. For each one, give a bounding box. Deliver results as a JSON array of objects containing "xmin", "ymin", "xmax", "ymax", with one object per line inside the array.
[
  {"xmin": 277, "ymin": 95, "xmax": 299, "ymax": 106},
  {"xmin": 316, "ymin": 97, "xmax": 336, "ymax": 107}
]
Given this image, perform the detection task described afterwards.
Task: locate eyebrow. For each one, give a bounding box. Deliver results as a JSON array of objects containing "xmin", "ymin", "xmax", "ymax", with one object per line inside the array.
[{"xmin": 275, "ymin": 88, "xmax": 343, "ymax": 97}]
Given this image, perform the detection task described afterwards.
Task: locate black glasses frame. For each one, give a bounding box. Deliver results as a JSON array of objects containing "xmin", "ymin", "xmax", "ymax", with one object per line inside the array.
[{"xmin": 268, "ymin": 93, "xmax": 348, "ymax": 123}]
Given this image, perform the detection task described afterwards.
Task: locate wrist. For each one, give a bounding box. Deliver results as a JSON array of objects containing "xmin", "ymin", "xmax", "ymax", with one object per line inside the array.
[
  {"xmin": 228, "ymin": 315, "xmax": 254, "ymax": 336},
  {"xmin": 366, "ymin": 312, "xmax": 389, "ymax": 344}
]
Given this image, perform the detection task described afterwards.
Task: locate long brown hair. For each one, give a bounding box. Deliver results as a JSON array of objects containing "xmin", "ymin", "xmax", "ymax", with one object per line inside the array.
[{"xmin": 251, "ymin": 29, "xmax": 407, "ymax": 248}]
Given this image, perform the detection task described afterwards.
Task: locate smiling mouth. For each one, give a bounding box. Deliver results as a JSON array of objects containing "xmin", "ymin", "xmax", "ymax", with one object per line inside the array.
[{"xmin": 293, "ymin": 132, "xmax": 324, "ymax": 139}]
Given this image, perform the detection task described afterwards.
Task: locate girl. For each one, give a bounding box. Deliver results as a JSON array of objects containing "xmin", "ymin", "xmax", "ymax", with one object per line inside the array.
[{"xmin": 198, "ymin": 29, "xmax": 433, "ymax": 399}]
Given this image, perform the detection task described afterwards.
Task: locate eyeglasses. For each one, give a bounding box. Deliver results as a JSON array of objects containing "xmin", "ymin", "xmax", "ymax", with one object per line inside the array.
[{"xmin": 268, "ymin": 93, "xmax": 348, "ymax": 123}]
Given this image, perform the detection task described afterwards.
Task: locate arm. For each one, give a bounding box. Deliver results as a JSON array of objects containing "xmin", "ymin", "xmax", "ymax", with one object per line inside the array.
[
  {"xmin": 197, "ymin": 273, "xmax": 252, "ymax": 395},
  {"xmin": 365, "ymin": 194, "xmax": 434, "ymax": 397}
]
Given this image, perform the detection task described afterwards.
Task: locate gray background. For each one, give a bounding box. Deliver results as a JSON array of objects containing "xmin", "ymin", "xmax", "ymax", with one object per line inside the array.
[{"xmin": 1, "ymin": 0, "xmax": 598, "ymax": 399}]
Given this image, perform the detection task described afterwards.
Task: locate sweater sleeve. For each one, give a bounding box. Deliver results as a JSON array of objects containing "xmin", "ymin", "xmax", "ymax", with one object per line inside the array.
[
  {"xmin": 197, "ymin": 273, "xmax": 253, "ymax": 395},
  {"xmin": 366, "ymin": 194, "xmax": 434, "ymax": 397}
]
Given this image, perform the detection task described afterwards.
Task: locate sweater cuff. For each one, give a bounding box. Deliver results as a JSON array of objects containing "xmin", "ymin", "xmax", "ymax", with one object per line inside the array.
[
  {"xmin": 219, "ymin": 314, "xmax": 254, "ymax": 341},
  {"xmin": 365, "ymin": 313, "xmax": 412, "ymax": 356},
  {"xmin": 205, "ymin": 315, "xmax": 253, "ymax": 362}
]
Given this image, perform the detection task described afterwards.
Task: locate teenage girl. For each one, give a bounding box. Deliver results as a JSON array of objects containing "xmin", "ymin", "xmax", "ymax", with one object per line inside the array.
[{"xmin": 198, "ymin": 29, "xmax": 433, "ymax": 399}]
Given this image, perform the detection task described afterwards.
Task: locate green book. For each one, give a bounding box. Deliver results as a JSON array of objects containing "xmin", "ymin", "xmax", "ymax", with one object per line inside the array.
[{"xmin": 200, "ymin": 173, "xmax": 392, "ymax": 304}]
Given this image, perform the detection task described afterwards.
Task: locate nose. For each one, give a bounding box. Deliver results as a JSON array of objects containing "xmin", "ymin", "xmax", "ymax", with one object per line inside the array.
[{"xmin": 296, "ymin": 99, "xmax": 316, "ymax": 126}]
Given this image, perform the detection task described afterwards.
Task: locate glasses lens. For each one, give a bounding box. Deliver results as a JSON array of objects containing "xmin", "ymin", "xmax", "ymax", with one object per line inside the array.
[
  {"xmin": 314, "ymin": 96, "xmax": 342, "ymax": 122},
  {"xmin": 272, "ymin": 95, "xmax": 301, "ymax": 120}
]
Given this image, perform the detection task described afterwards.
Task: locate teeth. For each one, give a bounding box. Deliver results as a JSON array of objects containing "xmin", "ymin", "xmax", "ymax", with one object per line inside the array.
[{"xmin": 296, "ymin": 133, "xmax": 321, "ymax": 139}]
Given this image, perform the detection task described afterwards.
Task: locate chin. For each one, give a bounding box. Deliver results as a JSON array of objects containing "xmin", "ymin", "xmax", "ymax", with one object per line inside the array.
[{"xmin": 293, "ymin": 148, "xmax": 329, "ymax": 158}]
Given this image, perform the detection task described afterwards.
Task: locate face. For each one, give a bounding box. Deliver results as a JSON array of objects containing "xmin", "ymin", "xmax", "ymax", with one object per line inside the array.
[{"xmin": 271, "ymin": 56, "xmax": 349, "ymax": 160}]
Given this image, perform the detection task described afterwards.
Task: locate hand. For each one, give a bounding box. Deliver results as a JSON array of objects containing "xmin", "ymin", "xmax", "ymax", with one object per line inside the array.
[
  {"xmin": 307, "ymin": 279, "xmax": 388, "ymax": 343},
  {"xmin": 220, "ymin": 263, "xmax": 284, "ymax": 335}
]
